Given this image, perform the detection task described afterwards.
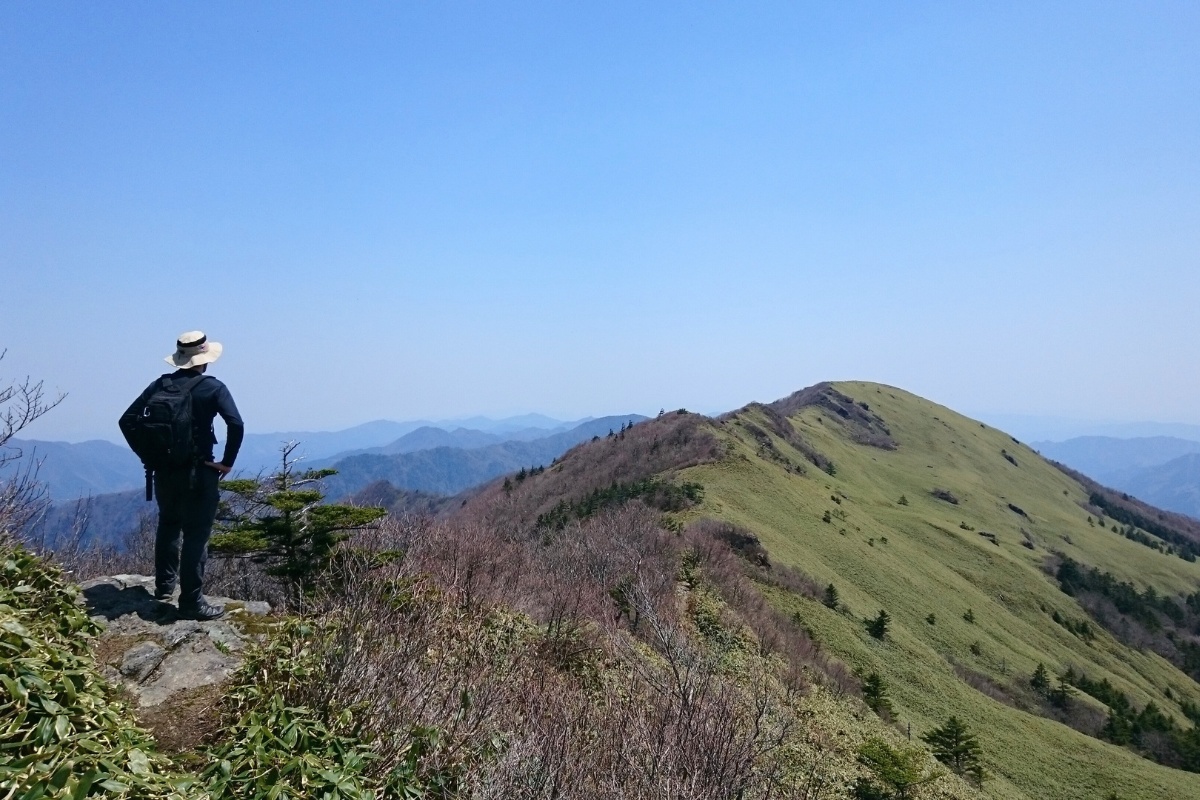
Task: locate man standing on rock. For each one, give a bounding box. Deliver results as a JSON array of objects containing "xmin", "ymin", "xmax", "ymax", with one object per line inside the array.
[{"xmin": 119, "ymin": 331, "xmax": 244, "ymax": 620}]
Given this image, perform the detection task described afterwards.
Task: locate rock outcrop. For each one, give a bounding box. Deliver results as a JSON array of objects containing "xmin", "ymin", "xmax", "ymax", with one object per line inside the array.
[{"xmin": 79, "ymin": 574, "xmax": 271, "ymax": 709}]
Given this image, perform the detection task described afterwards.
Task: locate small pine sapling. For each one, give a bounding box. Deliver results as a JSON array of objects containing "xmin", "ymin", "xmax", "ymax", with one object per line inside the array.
[{"xmin": 211, "ymin": 442, "xmax": 387, "ymax": 600}]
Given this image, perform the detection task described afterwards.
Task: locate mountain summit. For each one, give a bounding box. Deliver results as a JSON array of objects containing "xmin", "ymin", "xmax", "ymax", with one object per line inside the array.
[{"xmin": 461, "ymin": 381, "xmax": 1200, "ymax": 800}]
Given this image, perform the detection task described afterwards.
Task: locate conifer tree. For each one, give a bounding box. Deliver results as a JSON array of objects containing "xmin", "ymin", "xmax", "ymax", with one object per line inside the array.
[
  {"xmin": 1030, "ymin": 663, "xmax": 1050, "ymax": 693},
  {"xmin": 922, "ymin": 716, "xmax": 985, "ymax": 785},
  {"xmin": 862, "ymin": 672, "xmax": 896, "ymax": 719},
  {"xmin": 824, "ymin": 583, "xmax": 840, "ymax": 610},
  {"xmin": 1049, "ymin": 677, "xmax": 1075, "ymax": 709},
  {"xmin": 867, "ymin": 609, "xmax": 891, "ymax": 639},
  {"xmin": 211, "ymin": 442, "xmax": 387, "ymax": 599}
]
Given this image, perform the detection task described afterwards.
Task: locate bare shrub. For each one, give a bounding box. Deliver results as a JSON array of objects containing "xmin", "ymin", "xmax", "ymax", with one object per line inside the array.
[
  {"xmin": 0, "ymin": 352, "xmax": 63, "ymax": 542},
  {"xmin": 284, "ymin": 532, "xmax": 798, "ymax": 800},
  {"xmin": 680, "ymin": 521, "xmax": 849, "ymax": 696},
  {"xmin": 769, "ymin": 562, "xmax": 824, "ymax": 601},
  {"xmin": 222, "ymin": 500, "xmax": 874, "ymax": 799},
  {"xmin": 204, "ymin": 555, "xmax": 285, "ymax": 606},
  {"xmin": 952, "ymin": 662, "xmax": 1019, "ymax": 708}
]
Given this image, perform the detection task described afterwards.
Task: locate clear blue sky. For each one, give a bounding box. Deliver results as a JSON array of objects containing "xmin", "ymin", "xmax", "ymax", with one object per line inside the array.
[{"xmin": 3, "ymin": 2, "xmax": 1199, "ymax": 441}]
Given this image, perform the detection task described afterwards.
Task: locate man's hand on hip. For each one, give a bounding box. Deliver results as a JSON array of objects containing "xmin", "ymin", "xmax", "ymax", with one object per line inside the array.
[{"xmin": 204, "ymin": 461, "xmax": 232, "ymax": 477}]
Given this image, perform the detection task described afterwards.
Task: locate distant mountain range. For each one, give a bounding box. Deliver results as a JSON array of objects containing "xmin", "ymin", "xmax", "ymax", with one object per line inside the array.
[
  {"xmin": 1034, "ymin": 435, "xmax": 1200, "ymax": 519},
  {"xmin": 313, "ymin": 415, "xmax": 646, "ymax": 498},
  {"xmin": 0, "ymin": 413, "xmax": 596, "ymax": 501},
  {"xmin": 984, "ymin": 414, "xmax": 1200, "ymax": 444},
  {"xmin": 234, "ymin": 414, "xmax": 589, "ymax": 473},
  {"xmin": 0, "ymin": 439, "xmax": 146, "ymax": 500},
  {"xmin": 15, "ymin": 413, "xmax": 645, "ymax": 547}
]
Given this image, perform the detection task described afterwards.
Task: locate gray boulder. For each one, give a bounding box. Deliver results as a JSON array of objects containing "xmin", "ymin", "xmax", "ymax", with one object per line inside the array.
[{"xmin": 79, "ymin": 574, "xmax": 272, "ymax": 708}]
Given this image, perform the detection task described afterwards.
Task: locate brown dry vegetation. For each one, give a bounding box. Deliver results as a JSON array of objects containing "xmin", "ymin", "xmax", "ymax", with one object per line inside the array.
[
  {"xmin": 460, "ymin": 410, "xmax": 723, "ymax": 531},
  {"xmin": 237, "ymin": 504, "xmax": 974, "ymax": 799}
]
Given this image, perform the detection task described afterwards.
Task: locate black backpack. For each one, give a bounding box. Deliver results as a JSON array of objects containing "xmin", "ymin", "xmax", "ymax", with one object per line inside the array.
[{"xmin": 120, "ymin": 374, "xmax": 210, "ymax": 472}]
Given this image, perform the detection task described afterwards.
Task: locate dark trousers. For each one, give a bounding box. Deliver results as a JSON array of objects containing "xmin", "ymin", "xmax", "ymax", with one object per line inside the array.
[{"xmin": 154, "ymin": 465, "xmax": 220, "ymax": 608}]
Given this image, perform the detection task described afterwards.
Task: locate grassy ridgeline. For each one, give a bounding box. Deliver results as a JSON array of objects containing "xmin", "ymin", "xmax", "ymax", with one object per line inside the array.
[{"xmin": 680, "ymin": 381, "xmax": 1200, "ymax": 800}]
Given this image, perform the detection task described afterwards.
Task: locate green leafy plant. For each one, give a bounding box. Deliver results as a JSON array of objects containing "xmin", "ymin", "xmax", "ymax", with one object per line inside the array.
[
  {"xmin": 0, "ymin": 541, "xmax": 194, "ymax": 799},
  {"xmin": 202, "ymin": 692, "xmax": 376, "ymax": 800}
]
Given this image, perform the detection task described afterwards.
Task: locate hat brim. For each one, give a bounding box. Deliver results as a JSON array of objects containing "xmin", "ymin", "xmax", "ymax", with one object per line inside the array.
[{"xmin": 165, "ymin": 341, "xmax": 223, "ymax": 369}]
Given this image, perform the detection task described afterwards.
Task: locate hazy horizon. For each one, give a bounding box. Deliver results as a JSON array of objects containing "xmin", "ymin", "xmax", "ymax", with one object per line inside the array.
[
  {"xmin": 4, "ymin": 3, "xmax": 1198, "ymax": 441},
  {"xmin": 9, "ymin": 395, "xmax": 1200, "ymax": 448}
]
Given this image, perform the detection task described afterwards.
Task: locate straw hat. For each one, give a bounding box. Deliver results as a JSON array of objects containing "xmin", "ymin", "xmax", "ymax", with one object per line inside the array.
[{"xmin": 165, "ymin": 331, "xmax": 223, "ymax": 369}]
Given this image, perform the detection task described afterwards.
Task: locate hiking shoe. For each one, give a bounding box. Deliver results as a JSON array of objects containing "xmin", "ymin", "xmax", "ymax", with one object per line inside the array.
[
  {"xmin": 178, "ymin": 601, "xmax": 225, "ymax": 621},
  {"xmin": 154, "ymin": 586, "xmax": 175, "ymax": 601}
]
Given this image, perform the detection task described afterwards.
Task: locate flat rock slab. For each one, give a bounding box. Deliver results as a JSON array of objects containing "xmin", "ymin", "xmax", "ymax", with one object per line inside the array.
[
  {"xmin": 120, "ymin": 640, "xmax": 167, "ymax": 682},
  {"xmin": 79, "ymin": 574, "xmax": 273, "ymax": 708}
]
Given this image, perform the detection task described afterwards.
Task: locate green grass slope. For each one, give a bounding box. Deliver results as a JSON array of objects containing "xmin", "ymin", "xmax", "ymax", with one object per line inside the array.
[{"xmin": 679, "ymin": 381, "xmax": 1200, "ymax": 800}]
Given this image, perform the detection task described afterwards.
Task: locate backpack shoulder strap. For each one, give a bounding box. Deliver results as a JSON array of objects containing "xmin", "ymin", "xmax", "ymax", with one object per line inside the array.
[{"xmin": 178, "ymin": 374, "xmax": 211, "ymax": 395}]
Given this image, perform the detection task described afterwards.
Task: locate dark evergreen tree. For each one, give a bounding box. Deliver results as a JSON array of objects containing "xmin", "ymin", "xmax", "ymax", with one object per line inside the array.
[
  {"xmin": 824, "ymin": 583, "xmax": 840, "ymax": 610},
  {"xmin": 921, "ymin": 716, "xmax": 985, "ymax": 785},
  {"xmin": 1030, "ymin": 663, "xmax": 1051, "ymax": 693},
  {"xmin": 867, "ymin": 609, "xmax": 891, "ymax": 639},
  {"xmin": 862, "ymin": 672, "xmax": 896, "ymax": 719},
  {"xmin": 1049, "ymin": 677, "xmax": 1075, "ymax": 709}
]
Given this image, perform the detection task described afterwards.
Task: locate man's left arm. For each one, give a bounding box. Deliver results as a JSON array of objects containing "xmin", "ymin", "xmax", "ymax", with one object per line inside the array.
[{"xmin": 206, "ymin": 385, "xmax": 244, "ymax": 474}]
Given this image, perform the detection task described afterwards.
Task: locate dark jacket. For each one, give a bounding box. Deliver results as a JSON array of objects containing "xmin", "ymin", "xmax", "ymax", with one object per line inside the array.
[{"xmin": 120, "ymin": 370, "xmax": 245, "ymax": 467}]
